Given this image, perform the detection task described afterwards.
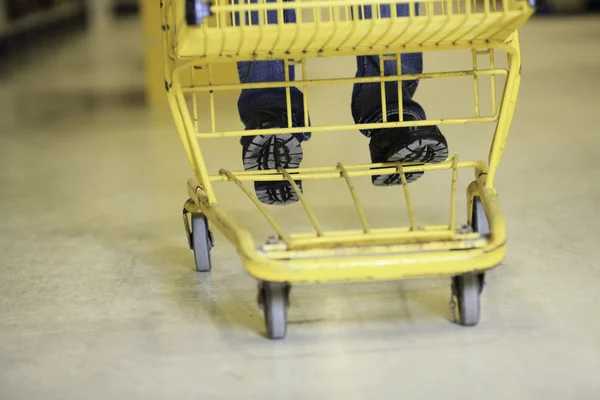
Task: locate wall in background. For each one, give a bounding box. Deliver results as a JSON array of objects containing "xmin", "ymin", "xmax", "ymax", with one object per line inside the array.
[{"xmin": 0, "ymin": 0, "xmax": 85, "ymax": 39}]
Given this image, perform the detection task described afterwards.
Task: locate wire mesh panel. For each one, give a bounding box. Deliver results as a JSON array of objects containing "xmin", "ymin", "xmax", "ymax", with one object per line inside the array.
[
  {"xmin": 217, "ymin": 155, "xmax": 478, "ymax": 250},
  {"xmin": 181, "ymin": 50, "xmax": 507, "ymax": 141},
  {"xmin": 165, "ymin": 0, "xmax": 534, "ymax": 60}
]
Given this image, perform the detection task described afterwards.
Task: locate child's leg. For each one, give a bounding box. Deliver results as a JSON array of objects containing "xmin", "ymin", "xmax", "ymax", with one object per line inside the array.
[
  {"xmin": 351, "ymin": 51, "xmax": 426, "ymax": 129},
  {"xmin": 237, "ymin": 60, "xmax": 305, "ymax": 135},
  {"xmin": 350, "ymin": 3, "xmax": 425, "ymax": 130},
  {"xmin": 234, "ymin": 0, "xmax": 307, "ymax": 133},
  {"xmin": 234, "ymin": 0, "xmax": 309, "ymax": 205},
  {"xmin": 350, "ymin": 4, "xmax": 449, "ymax": 186}
]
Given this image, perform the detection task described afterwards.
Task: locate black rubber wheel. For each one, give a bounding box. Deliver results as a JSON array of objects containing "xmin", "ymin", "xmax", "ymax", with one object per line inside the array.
[
  {"xmin": 191, "ymin": 212, "xmax": 212, "ymax": 272},
  {"xmin": 452, "ymin": 274, "xmax": 481, "ymax": 326},
  {"xmin": 260, "ymin": 282, "xmax": 289, "ymax": 340}
]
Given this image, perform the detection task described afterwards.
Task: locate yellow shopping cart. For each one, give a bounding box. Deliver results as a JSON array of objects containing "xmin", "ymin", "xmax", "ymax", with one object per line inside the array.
[{"xmin": 162, "ymin": 0, "xmax": 534, "ymax": 339}]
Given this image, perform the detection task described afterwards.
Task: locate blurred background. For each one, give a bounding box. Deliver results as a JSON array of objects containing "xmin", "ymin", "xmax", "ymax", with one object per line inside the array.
[
  {"xmin": 1, "ymin": 0, "xmax": 599, "ymax": 106},
  {"xmin": 1, "ymin": 1, "xmax": 600, "ymax": 399}
]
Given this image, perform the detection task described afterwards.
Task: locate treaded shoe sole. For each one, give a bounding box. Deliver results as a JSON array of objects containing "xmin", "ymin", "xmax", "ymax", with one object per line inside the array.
[
  {"xmin": 372, "ymin": 129, "xmax": 449, "ymax": 186},
  {"xmin": 243, "ymin": 133, "xmax": 303, "ymax": 205}
]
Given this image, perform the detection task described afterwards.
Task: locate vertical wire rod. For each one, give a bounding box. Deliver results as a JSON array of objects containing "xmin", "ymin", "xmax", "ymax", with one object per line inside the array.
[
  {"xmin": 219, "ymin": 169, "xmax": 292, "ymax": 245},
  {"xmin": 396, "ymin": 163, "xmax": 418, "ymax": 231},
  {"xmin": 449, "ymin": 155, "xmax": 460, "ymax": 233},
  {"xmin": 337, "ymin": 162, "xmax": 370, "ymax": 233},
  {"xmin": 277, "ymin": 167, "xmax": 324, "ymax": 236}
]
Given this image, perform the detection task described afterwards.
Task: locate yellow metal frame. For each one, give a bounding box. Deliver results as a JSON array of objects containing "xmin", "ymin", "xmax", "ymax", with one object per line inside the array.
[{"xmin": 162, "ymin": 0, "xmax": 533, "ymax": 284}]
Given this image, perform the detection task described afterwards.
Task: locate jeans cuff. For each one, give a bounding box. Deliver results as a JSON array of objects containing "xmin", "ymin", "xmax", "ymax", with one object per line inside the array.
[
  {"xmin": 243, "ymin": 110, "xmax": 312, "ymax": 142},
  {"xmin": 358, "ymin": 107, "xmax": 423, "ymax": 137}
]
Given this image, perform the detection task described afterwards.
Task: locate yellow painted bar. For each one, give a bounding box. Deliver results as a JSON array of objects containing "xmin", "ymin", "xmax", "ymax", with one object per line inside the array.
[
  {"xmin": 278, "ymin": 167, "xmax": 324, "ymax": 236},
  {"xmin": 208, "ymin": 156, "xmax": 482, "ymax": 182},
  {"xmin": 182, "ymin": 69, "xmax": 508, "ymax": 93},
  {"xmin": 198, "ymin": 116, "xmax": 499, "ymax": 139},
  {"xmin": 219, "ymin": 169, "xmax": 292, "ymax": 245},
  {"xmin": 262, "ymin": 238, "xmax": 487, "ymax": 260},
  {"xmin": 337, "ymin": 162, "xmax": 371, "ymax": 233},
  {"xmin": 396, "ymin": 163, "xmax": 417, "ymax": 231}
]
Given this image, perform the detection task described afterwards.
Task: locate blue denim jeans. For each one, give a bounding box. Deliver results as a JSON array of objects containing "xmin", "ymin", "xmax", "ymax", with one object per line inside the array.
[{"xmin": 235, "ymin": 2, "xmax": 425, "ymax": 141}]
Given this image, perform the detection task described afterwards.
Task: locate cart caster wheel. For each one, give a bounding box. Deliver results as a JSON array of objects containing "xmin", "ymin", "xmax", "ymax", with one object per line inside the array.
[
  {"xmin": 471, "ymin": 196, "xmax": 489, "ymax": 289},
  {"xmin": 259, "ymin": 282, "xmax": 289, "ymax": 340},
  {"xmin": 452, "ymin": 273, "xmax": 482, "ymax": 327},
  {"xmin": 191, "ymin": 212, "xmax": 212, "ymax": 272},
  {"xmin": 471, "ymin": 197, "xmax": 490, "ymax": 236}
]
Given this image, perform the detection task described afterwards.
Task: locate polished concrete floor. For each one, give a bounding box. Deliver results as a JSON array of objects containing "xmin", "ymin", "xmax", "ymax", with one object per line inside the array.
[{"xmin": 1, "ymin": 15, "xmax": 599, "ymax": 400}]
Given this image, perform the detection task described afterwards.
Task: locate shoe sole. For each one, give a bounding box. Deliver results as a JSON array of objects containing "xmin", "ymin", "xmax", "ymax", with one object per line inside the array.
[
  {"xmin": 372, "ymin": 136, "xmax": 449, "ymax": 186},
  {"xmin": 243, "ymin": 134, "xmax": 303, "ymax": 205}
]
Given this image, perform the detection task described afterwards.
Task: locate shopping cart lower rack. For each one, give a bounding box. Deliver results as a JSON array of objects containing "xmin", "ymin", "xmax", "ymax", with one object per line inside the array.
[{"xmin": 163, "ymin": 0, "xmax": 534, "ymax": 339}]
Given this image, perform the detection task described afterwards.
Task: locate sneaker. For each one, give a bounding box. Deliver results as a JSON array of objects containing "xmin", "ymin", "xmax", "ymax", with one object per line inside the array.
[
  {"xmin": 369, "ymin": 113, "xmax": 448, "ymax": 186},
  {"xmin": 241, "ymin": 116, "xmax": 303, "ymax": 205}
]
